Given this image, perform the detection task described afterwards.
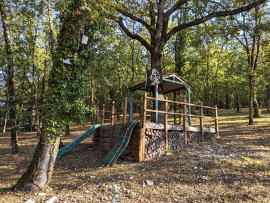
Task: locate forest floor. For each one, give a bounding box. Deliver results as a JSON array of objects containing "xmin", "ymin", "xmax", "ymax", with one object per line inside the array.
[{"xmin": 0, "ymin": 108, "xmax": 270, "ymax": 203}]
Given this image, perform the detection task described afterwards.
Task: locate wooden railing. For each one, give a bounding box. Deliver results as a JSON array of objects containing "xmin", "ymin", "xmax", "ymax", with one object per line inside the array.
[
  {"xmin": 98, "ymin": 93, "xmax": 219, "ymax": 152},
  {"xmin": 97, "ymin": 98, "xmax": 128, "ymax": 149},
  {"xmin": 141, "ymin": 93, "xmax": 219, "ymax": 151}
]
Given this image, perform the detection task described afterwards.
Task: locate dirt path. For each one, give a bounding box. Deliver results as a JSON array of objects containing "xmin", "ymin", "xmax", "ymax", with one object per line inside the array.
[{"xmin": 0, "ymin": 109, "xmax": 269, "ymax": 202}]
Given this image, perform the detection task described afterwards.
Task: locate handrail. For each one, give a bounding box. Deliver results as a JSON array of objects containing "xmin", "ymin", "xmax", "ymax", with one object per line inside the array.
[
  {"xmin": 142, "ymin": 93, "xmax": 220, "ymax": 145},
  {"xmin": 99, "ymin": 93, "xmax": 219, "ymax": 154},
  {"xmin": 145, "ymin": 109, "xmax": 214, "ymax": 119},
  {"xmin": 145, "ymin": 95, "xmax": 217, "ymax": 110}
]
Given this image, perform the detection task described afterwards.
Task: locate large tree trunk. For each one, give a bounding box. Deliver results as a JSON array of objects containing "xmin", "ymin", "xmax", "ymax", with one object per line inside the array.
[
  {"xmin": 0, "ymin": 0, "xmax": 19, "ymax": 154},
  {"xmin": 267, "ymin": 85, "xmax": 270, "ymax": 112},
  {"xmin": 15, "ymin": 132, "xmax": 60, "ymax": 191},
  {"xmin": 45, "ymin": 0, "xmax": 55, "ymax": 62},
  {"xmin": 253, "ymin": 92, "xmax": 260, "ymax": 118},
  {"xmin": 14, "ymin": 0, "xmax": 94, "ymax": 191},
  {"xmin": 65, "ymin": 124, "xmax": 70, "ymax": 136},
  {"xmin": 17, "ymin": 103, "xmax": 24, "ymax": 128},
  {"xmin": 3, "ymin": 109, "xmax": 8, "ymax": 133},
  {"xmin": 235, "ymin": 89, "xmax": 240, "ymax": 113},
  {"xmin": 249, "ymin": 75, "xmax": 254, "ymax": 125}
]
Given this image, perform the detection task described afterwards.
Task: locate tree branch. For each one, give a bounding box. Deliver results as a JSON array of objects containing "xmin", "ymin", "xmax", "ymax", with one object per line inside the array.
[
  {"xmin": 117, "ymin": 18, "xmax": 153, "ymax": 51},
  {"xmin": 167, "ymin": 0, "xmax": 267, "ymax": 40},
  {"xmin": 156, "ymin": 0, "xmax": 165, "ymax": 34},
  {"xmin": 148, "ymin": 0, "xmax": 155, "ymax": 28},
  {"xmin": 234, "ymin": 35, "xmax": 247, "ymax": 48},
  {"xmin": 117, "ymin": 8, "xmax": 154, "ymax": 36},
  {"xmin": 165, "ymin": 0, "xmax": 190, "ymax": 18}
]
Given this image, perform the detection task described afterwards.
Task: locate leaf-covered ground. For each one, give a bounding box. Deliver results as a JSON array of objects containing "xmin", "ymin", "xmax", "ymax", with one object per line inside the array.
[{"xmin": 0, "ymin": 108, "xmax": 269, "ymax": 202}]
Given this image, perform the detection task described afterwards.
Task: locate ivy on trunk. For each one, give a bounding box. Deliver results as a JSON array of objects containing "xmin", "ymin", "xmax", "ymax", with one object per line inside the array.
[{"xmin": 14, "ymin": 0, "xmax": 100, "ymax": 191}]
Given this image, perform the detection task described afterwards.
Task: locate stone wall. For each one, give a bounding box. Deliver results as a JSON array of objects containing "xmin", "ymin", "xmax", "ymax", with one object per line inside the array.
[{"xmin": 145, "ymin": 128, "xmax": 216, "ymax": 161}]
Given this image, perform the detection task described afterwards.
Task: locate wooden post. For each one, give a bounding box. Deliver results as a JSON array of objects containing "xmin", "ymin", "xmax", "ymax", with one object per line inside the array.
[
  {"xmin": 139, "ymin": 93, "xmax": 147, "ymax": 162},
  {"xmin": 129, "ymin": 91, "xmax": 133, "ymax": 122},
  {"xmin": 110, "ymin": 101, "xmax": 115, "ymax": 148},
  {"xmin": 187, "ymin": 88, "xmax": 192, "ymax": 126},
  {"xmin": 96, "ymin": 107, "xmax": 100, "ymax": 124},
  {"xmin": 200, "ymin": 103, "xmax": 204, "ymax": 142},
  {"xmin": 183, "ymin": 101, "xmax": 187, "ymax": 145},
  {"xmin": 100, "ymin": 104, "xmax": 105, "ymax": 149},
  {"xmin": 164, "ymin": 97, "xmax": 168, "ymax": 151},
  {"xmin": 215, "ymin": 105, "xmax": 220, "ymax": 138},
  {"xmin": 123, "ymin": 97, "xmax": 127, "ymax": 124},
  {"xmin": 155, "ymin": 85, "xmax": 158, "ymax": 123}
]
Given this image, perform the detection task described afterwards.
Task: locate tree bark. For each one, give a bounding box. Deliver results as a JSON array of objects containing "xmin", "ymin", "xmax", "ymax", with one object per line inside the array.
[
  {"xmin": 253, "ymin": 92, "xmax": 260, "ymax": 118},
  {"xmin": 14, "ymin": 0, "xmax": 94, "ymax": 191},
  {"xmin": 249, "ymin": 75, "xmax": 254, "ymax": 125},
  {"xmin": 235, "ymin": 89, "xmax": 240, "ymax": 113},
  {"xmin": 15, "ymin": 134, "xmax": 60, "ymax": 191},
  {"xmin": 3, "ymin": 109, "xmax": 8, "ymax": 133},
  {"xmin": 0, "ymin": 0, "xmax": 19, "ymax": 154},
  {"xmin": 65, "ymin": 124, "xmax": 70, "ymax": 136},
  {"xmin": 45, "ymin": 0, "xmax": 55, "ymax": 62},
  {"xmin": 267, "ymin": 85, "xmax": 270, "ymax": 112}
]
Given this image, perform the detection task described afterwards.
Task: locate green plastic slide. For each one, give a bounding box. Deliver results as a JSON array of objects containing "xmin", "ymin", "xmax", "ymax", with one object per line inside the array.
[
  {"xmin": 102, "ymin": 122, "xmax": 138, "ymax": 166},
  {"xmin": 57, "ymin": 124, "xmax": 100, "ymax": 159}
]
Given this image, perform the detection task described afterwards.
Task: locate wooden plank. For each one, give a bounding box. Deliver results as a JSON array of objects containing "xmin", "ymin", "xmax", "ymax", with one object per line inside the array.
[
  {"xmin": 183, "ymin": 102, "xmax": 187, "ymax": 145},
  {"xmin": 101, "ymin": 104, "xmax": 105, "ymax": 126},
  {"xmin": 146, "ymin": 109, "xmax": 214, "ymax": 119},
  {"xmin": 215, "ymin": 105, "xmax": 220, "ymax": 138},
  {"xmin": 139, "ymin": 93, "xmax": 147, "ymax": 162},
  {"xmin": 110, "ymin": 101, "xmax": 115, "ymax": 148},
  {"xmin": 99, "ymin": 130, "xmax": 123, "ymax": 137},
  {"xmin": 200, "ymin": 103, "xmax": 204, "ymax": 142},
  {"xmin": 101, "ymin": 124, "xmax": 123, "ymax": 131},
  {"xmin": 123, "ymin": 97, "xmax": 127, "ymax": 124},
  {"xmin": 145, "ymin": 96, "xmax": 216, "ymax": 109},
  {"xmin": 165, "ymin": 97, "xmax": 168, "ymax": 151},
  {"xmin": 145, "ymin": 122, "xmax": 215, "ymax": 133},
  {"xmin": 96, "ymin": 107, "xmax": 100, "ymax": 123},
  {"xmin": 100, "ymin": 104, "xmax": 105, "ymax": 149},
  {"xmin": 99, "ymin": 138, "xmax": 115, "ymax": 143}
]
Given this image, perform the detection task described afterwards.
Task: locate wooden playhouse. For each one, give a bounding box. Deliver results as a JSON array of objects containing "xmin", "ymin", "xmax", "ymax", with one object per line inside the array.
[{"xmin": 93, "ymin": 73, "xmax": 219, "ymax": 162}]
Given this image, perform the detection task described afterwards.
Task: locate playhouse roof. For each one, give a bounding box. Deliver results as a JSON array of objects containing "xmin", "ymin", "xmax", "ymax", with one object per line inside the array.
[{"xmin": 129, "ymin": 73, "xmax": 192, "ymax": 94}]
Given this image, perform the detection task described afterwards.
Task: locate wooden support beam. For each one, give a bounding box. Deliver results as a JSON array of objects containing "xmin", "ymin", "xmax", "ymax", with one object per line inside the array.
[
  {"xmin": 200, "ymin": 103, "xmax": 204, "ymax": 142},
  {"xmin": 123, "ymin": 97, "xmax": 127, "ymax": 124},
  {"xmin": 145, "ymin": 122, "xmax": 215, "ymax": 133},
  {"xmin": 215, "ymin": 105, "xmax": 220, "ymax": 138},
  {"xmin": 139, "ymin": 93, "xmax": 147, "ymax": 162},
  {"xmin": 187, "ymin": 88, "xmax": 192, "ymax": 126},
  {"xmin": 183, "ymin": 101, "xmax": 187, "ymax": 145},
  {"xmin": 96, "ymin": 107, "xmax": 100, "ymax": 124},
  {"xmin": 164, "ymin": 97, "xmax": 168, "ymax": 151},
  {"xmin": 155, "ymin": 85, "xmax": 159, "ymax": 123},
  {"xmin": 129, "ymin": 91, "xmax": 133, "ymax": 122},
  {"xmin": 110, "ymin": 101, "xmax": 115, "ymax": 148},
  {"xmin": 100, "ymin": 104, "xmax": 105, "ymax": 149}
]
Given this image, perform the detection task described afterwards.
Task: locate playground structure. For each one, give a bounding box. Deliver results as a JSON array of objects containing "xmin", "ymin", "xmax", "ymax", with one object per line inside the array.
[
  {"xmin": 57, "ymin": 73, "xmax": 219, "ymax": 165},
  {"xmin": 93, "ymin": 73, "xmax": 219, "ymax": 162}
]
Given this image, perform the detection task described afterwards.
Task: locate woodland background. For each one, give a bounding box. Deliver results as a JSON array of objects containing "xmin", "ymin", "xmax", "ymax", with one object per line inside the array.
[
  {"xmin": 0, "ymin": 0, "xmax": 270, "ymax": 196},
  {"xmin": 1, "ymin": 0, "xmax": 269, "ymax": 129}
]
